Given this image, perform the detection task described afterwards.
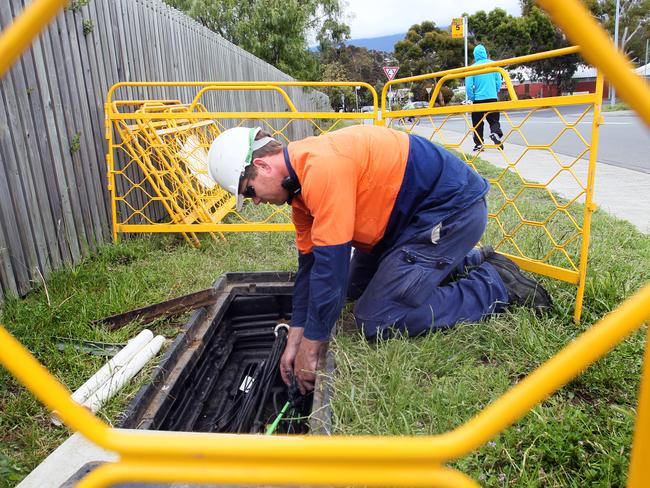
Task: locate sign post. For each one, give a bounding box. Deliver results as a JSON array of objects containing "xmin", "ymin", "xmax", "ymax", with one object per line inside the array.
[
  {"xmin": 354, "ymin": 85, "xmax": 360, "ymax": 112},
  {"xmin": 383, "ymin": 66, "xmax": 399, "ymax": 111},
  {"xmin": 453, "ymin": 16, "xmax": 469, "ymax": 101}
]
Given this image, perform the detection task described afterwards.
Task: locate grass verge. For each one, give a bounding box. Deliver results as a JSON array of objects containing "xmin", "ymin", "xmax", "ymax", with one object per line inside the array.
[
  {"xmin": 602, "ymin": 102, "xmax": 630, "ymax": 112},
  {"xmin": 1, "ymin": 157, "xmax": 649, "ymax": 486}
]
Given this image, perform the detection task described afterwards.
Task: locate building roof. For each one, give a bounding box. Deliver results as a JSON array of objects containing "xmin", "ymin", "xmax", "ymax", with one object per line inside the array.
[{"xmin": 573, "ymin": 62, "xmax": 650, "ymax": 79}]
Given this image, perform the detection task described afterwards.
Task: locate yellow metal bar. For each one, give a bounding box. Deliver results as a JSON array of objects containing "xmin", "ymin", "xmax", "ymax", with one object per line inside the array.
[
  {"xmin": 113, "ymin": 100, "xmax": 182, "ymax": 107},
  {"xmin": 429, "ymin": 67, "xmax": 518, "ymax": 105},
  {"xmin": 118, "ymin": 223, "xmax": 296, "ymax": 233},
  {"xmin": 107, "ymin": 111, "xmax": 376, "ymax": 121},
  {"xmin": 0, "ymin": 326, "xmax": 112, "ymax": 446},
  {"xmin": 188, "ymin": 85, "xmax": 298, "ymax": 113},
  {"xmin": 538, "ymin": 0, "xmax": 650, "ymax": 128},
  {"xmin": 107, "ymin": 81, "xmax": 379, "ymax": 111},
  {"xmin": 434, "ymin": 281, "xmax": 650, "ymax": 458},
  {"xmin": 0, "ymin": 0, "xmax": 68, "ymax": 78},
  {"xmin": 387, "ymin": 92, "xmax": 597, "ymax": 119},
  {"xmin": 76, "ymin": 459, "xmax": 479, "ymax": 488},
  {"xmin": 574, "ymin": 71, "xmax": 604, "ymax": 323},
  {"xmin": 628, "ymin": 327, "xmax": 650, "ymax": 488},
  {"xmin": 104, "ymin": 103, "xmax": 119, "ymax": 243},
  {"xmin": 508, "ymin": 255, "xmax": 579, "ymax": 284},
  {"xmin": 381, "ymin": 46, "xmax": 581, "ymax": 113},
  {"xmin": 384, "ymin": 46, "xmax": 580, "ymax": 88},
  {"xmin": 3, "ymin": 284, "xmax": 650, "ymax": 465}
]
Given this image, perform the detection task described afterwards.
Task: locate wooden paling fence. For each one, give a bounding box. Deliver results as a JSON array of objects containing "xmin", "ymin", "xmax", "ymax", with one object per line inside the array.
[{"xmin": 0, "ymin": 0, "xmax": 329, "ymax": 302}]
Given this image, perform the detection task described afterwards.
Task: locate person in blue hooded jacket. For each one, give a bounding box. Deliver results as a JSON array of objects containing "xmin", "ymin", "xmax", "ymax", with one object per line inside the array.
[{"xmin": 466, "ymin": 44, "xmax": 504, "ymax": 152}]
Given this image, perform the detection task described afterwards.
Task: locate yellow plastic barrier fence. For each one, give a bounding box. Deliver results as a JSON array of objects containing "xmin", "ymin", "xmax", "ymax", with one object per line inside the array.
[
  {"xmin": 108, "ymin": 100, "xmax": 235, "ymax": 247},
  {"xmin": 3, "ymin": 0, "xmax": 650, "ymax": 486},
  {"xmin": 105, "ymin": 81, "xmax": 379, "ymax": 245},
  {"xmin": 1, "ymin": 283, "xmax": 649, "ymax": 486},
  {"xmin": 106, "ymin": 47, "xmax": 602, "ymax": 322},
  {"xmin": 383, "ymin": 45, "xmax": 601, "ymax": 323}
]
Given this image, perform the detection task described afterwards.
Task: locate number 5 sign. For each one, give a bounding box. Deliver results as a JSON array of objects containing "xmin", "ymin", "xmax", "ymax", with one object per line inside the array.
[{"xmin": 452, "ymin": 17, "xmax": 464, "ymax": 39}]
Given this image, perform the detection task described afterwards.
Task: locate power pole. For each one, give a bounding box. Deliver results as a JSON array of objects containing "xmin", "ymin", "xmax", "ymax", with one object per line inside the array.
[
  {"xmin": 610, "ymin": 0, "xmax": 620, "ymax": 106},
  {"xmin": 464, "ymin": 16, "xmax": 468, "ymax": 67},
  {"xmin": 643, "ymin": 38, "xmax": 650, "ymax": 78}
]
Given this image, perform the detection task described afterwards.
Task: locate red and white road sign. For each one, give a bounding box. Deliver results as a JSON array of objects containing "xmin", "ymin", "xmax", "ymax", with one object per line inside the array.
[{"xmin": 383, "ymin": 66, "xmax": 399, "ymax": 81}]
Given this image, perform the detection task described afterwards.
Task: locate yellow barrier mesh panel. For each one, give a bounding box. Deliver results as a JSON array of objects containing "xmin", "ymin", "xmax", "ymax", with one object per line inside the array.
[
  {"xmin": 111, "ymin": 101, "xmax": 236, "ymax": 245},
  {"xmin": 107, "ymin": 84, "xmax": 373, "ymax": 244},
  {"xmin": 107, "ymin": 78, "xmax": 600, "ymax": 319},
  {"xmin": 387, "ymin": 102, "xmax": 596, "ymax": 279}
]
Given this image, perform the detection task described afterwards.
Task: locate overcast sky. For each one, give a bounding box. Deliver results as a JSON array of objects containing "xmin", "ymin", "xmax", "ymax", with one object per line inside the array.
[{"xmin": 343, "ymin": 0, "xmax": 522, "ymax": 39}]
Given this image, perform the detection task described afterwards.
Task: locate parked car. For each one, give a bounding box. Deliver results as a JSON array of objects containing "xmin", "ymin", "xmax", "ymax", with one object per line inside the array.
[
  {"xmin": 402, "ymin": 101, "xmax": 429, "ymax": 110},
  {"xmin": 360, "ymin": 105, "xmax": 375, "ymax": 113}
]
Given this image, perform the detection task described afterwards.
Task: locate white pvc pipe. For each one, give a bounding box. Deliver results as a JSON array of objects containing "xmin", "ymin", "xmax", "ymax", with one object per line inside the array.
[
  {"xmin": 73, "ymin": 329, "xmax": 154, "ymax": 404},
  {"xmin": 51, "ymin": 329, "xmax": 154, "ymax": 426},
  {"xmin": 81, "ymin": 335, "xmax": 165, "ymax": 414}
]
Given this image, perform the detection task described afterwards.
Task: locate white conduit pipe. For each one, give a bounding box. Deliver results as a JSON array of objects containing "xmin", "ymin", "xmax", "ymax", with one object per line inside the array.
[
  {"xmin": 81, "ymin": 335, "xmax": 165, "ymax": 414},
  {"xmin": 51, "ymin": 329, "xmax": 154, "ymax": 425}
]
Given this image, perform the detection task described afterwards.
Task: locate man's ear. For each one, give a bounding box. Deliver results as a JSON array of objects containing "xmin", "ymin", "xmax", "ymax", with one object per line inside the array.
[{"xmin": 252, "ymin": 157, "xmax": 272, "ymax": 174}]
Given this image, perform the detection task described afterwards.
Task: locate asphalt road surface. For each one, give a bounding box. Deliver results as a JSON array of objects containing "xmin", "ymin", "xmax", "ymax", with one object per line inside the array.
[{"xmin": 413, "ymin": 104, "xmax": 650, "ymax": 174}]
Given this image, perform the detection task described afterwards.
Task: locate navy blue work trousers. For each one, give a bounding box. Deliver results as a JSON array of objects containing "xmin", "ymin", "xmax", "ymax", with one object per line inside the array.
[{"xmin": 348, "ymin": 198, "xmax": 509, "ymax": 339}]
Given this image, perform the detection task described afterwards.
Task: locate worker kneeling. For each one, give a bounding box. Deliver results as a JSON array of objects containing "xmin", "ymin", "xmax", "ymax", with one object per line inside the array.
[{"xmin": 208, "ymin": 125, "xmax": 551, "ymax": 394}]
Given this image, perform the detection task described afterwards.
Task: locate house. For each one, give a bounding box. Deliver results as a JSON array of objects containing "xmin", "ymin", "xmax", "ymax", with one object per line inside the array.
[{"xmin": 501, "ymin": 62, "xmax": 649, "ymax": 99}]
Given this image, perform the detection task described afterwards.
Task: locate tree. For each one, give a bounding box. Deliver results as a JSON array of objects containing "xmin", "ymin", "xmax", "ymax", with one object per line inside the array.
[
  {"xmin": 590, "ymin": 0, "xmax": 650, "ymax": 64},
  {"xmin": 163, "ymin": 0, "xmax": 348, "ymax": 80},
  {"xmin": 525, "ymin": 0, "xmax": 649, "ymax": 65},
  {"xmin": 394, "ymin": 21, "xmax": 464, "ymax": 76},
  {"xmin": 468, "ymin": 7, "xmax": 579, "ymax": 95},
  {"xmin": 522, "ymin": 7, "xmax": 579, "ymax": 94},
  {"xmin": 394, "ymin": 21, "xmax": 465, "ymax": 101},
  {"xmin": 320, "ymin": 61, "xmax": 354, "ymax": 111}
]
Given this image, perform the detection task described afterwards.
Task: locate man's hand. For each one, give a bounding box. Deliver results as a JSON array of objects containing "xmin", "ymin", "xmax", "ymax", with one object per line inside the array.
[
  {"xmin": 280, "ymin": 327, "xmax": 304, "ymax": 386},
  {"xmin": 293, "ymin": 338, "xmax": 327, "ymax": 394}
]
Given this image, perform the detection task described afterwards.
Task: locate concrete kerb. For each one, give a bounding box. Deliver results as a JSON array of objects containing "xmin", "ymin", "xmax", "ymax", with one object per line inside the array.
[
  {"xmin": 412, "ymin": 125, "xmax": 650, "ymax": 234},
  {"xmin": 16, "ymin": 433, "xmax": 118, "ymax": 488}
]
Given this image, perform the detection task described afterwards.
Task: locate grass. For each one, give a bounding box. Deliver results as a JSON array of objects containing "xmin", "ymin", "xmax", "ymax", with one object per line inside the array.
[
  {"xmin": 1, "ymin": 156, "xmax": 649, "ymax": 487},
  {"xmin": 329, "ymin": 159, "xmax": 650, "ymax": 487},
  {"xmin": 602, "ymin": 102, "xmax": 630, "ymax": 112}
]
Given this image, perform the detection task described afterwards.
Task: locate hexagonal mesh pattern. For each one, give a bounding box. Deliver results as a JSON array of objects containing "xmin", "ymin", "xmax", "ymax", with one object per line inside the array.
[
  {"xmin": 387, "ymin": 102, "xmax": 598, "ymax": 284},
  {"xmin": 107, "ymin": 86, "xmax": 373, "ymax": 248},
  {"xmin": 107, "ymin": 81, "xmax": 602, "ymax": 320}
]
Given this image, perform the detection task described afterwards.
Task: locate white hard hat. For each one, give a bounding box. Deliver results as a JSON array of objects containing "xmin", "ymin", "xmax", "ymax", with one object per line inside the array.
[{"xmin": 207, "ymin": 127, "xmax": 275, "ymax": 211}]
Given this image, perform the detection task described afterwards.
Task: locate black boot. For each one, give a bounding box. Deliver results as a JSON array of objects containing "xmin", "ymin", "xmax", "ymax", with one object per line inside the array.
[
  {"xmin": 485, "ymin": 253, "xmax": 552, "ymax": 311},
  {"xmin": 478, "ymin": 244, "xmax": 494, "ymax": 263},
  {"xmin": 489, "ymin": 133, "xmax": 503, "ymax": 149}
]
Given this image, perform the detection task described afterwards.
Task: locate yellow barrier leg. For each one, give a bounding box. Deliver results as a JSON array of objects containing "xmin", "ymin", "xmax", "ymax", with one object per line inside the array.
[
  {"xmin": 628, "ymin": 326, "xmax": 650, "ymax": 487},
  {"xmin": 573, "ymin": 72, "xmax": 604, "ymax": 323}
]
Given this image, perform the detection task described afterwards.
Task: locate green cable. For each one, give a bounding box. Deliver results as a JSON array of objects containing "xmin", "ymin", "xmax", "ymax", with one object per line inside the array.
[{"xmin": 265, "ymin": 401, "xmax": 291, "ymax": 435}]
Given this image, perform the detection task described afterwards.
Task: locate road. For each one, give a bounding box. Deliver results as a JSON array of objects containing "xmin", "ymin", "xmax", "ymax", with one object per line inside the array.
[{"xmin": 409, "ymin": 105, "xmax": 650, "ymax": 174}]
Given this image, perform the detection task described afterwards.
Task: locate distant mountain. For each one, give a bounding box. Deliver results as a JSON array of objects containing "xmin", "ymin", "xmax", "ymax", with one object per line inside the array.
[{"xmin": 345, "ymin": 33, "xmax": 405, "ymax": 52}]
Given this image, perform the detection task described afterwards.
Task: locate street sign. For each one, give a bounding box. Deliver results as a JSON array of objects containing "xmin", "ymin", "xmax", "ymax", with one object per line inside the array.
[
  {"xmin": 383, "ymin": 66, "xmax": 399, "ymax": 81},
  {"xmin": 452, "ymin": 17, "xmax": 464, "ymax": 39}
]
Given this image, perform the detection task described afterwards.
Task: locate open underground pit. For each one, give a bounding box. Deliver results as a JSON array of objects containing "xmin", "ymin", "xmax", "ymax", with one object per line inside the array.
[{"xmin": 120, "ymin": 271, "xmax": 331, "ymax": 436}]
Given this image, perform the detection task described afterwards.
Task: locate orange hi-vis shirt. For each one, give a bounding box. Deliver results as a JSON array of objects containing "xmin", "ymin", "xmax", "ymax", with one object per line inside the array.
[{"xmin": 287, "ymin": 125, "xmax": 410, "ymax": 254}]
